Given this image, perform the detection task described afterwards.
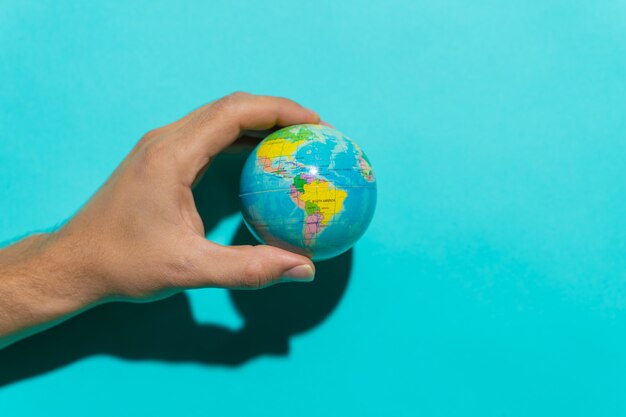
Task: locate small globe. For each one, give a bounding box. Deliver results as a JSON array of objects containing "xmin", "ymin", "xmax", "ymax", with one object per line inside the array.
[{"xmin": 239, "ymin": 124, "xmax": 377, "ymax": 260}]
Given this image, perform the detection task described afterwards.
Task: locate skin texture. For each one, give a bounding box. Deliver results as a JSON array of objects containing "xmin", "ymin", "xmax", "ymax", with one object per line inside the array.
[{"xmin": 0, "ymin": 92, "xmax": 319, "ymax": 349}]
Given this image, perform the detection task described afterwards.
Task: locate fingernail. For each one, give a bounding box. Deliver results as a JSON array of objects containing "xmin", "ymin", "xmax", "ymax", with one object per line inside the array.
[
  {"xmin": 283, "ymin": 264, "xmax": 315, "ymax": 281},
  {"xmin": 320, "ymin": 120, "xmax": 335, "ymax": 128}
]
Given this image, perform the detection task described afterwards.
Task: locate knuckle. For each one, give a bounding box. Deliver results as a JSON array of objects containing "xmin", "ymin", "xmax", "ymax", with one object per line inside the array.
[
  {"xmin": 213, "ymin": 91, "xmax": 250, "ymax": 112},
  {"xmin": 165, "ymin": 255, "xmax": 195, "ymax": 281},
  {"xmin": 138, "ymin": 139, "xmax": 168, "ymax": 168},
  {"xmin": 228, "ymin": 90, "xmax": 250, "ymax": 99},
  {"xmin": 241, "ymin": 259, "xmax": 268, "ymax": 289},
  {"xmin": 136, "ymin": 128, "xmax": 169, "ymax": 150},
  {"xmin": 192, "ymin": 91, "xmax": 252, "ymax": 134},
  {"xmin": 158, "ymin": 252, "xmax": 198, "ymax": 288},
  {"xmin": 140, "ymin": 129, "xmax": 160, "ymax": 144}
]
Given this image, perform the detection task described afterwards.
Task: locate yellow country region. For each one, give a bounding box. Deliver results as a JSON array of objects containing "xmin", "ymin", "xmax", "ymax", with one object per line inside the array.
[
  {"xmin": 301, "ymin": 180, "xmax": 348, "ymax": 225},
  {"xmin": 257, "ymin": 138, "xmax": 303, "ymax": 160}
]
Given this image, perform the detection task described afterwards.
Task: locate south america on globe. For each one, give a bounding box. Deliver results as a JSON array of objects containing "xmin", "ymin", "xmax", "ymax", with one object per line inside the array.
[{"xmin": 239, "ymin": 124, "xmax": 377, "ymax": 261}]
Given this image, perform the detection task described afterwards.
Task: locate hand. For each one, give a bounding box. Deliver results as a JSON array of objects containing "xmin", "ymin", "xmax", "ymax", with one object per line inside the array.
[{"xmin": 0, "ymin": 92, "xmax": 319, "ymax": 347}]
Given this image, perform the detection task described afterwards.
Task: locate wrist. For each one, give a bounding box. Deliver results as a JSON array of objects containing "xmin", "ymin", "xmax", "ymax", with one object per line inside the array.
[
  {"xmin": 0, "ymin": 232, "xmax": 104, "ymax": 343},
  {"xmin": 29, "ymin": 231, "xmax": 107, "ymax": 309}
]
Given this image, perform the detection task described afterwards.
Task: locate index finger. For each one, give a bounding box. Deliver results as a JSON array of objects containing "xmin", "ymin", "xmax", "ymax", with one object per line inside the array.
[{"xmin": 178, "ymin": 92, "xmax": 320, "ymax": 166}]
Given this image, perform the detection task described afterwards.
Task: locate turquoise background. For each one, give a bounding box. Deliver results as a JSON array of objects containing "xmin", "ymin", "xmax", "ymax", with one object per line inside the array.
[{"xmin": 1, "ymin": 1, "xmax": 625, "ymax": 416}]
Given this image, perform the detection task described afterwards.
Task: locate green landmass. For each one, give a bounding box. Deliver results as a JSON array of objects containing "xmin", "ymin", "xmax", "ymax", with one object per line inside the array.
[
  {"xmin": 293, "ymin": 174, "xmax": 307, "ymax": 193},
  {"xmin": 305, "ymin": 200, "xmax": 320, "ymax": 215},
  {"xmin": 270, "ymin": 125, "xmax": 312, "ymax": 143}
]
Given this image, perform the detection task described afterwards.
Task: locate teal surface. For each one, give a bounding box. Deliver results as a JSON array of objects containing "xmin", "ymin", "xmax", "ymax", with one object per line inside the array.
[{"xmin": 1, "ymin": 1, "xmax": 625, "ymax": 416}]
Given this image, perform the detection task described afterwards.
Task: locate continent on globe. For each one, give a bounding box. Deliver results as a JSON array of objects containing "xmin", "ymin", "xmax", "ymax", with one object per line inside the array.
[
  {"xmin": 290, "ymin": 176, "xmax": 348, "ymax": 246},
  {"xmin": 239, "ymin": 124, "xmax": 377, "ymax": 261}
]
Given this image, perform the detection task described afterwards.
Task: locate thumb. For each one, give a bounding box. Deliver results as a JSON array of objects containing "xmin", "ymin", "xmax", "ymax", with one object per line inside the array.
[{"xmin": 193, "ymin": 242, "xmax": 316, "ymax": 289}]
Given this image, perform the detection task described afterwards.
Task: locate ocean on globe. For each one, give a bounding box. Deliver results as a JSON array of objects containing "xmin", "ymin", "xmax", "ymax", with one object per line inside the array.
[{"xmin": 239, "ymin": 124, "xmax": 377, "ymax": 261}]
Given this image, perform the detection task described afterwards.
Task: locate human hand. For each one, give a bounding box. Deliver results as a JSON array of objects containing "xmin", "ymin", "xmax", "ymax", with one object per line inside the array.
[
  {"xmin": 0, "ymin": 92, "xmax": 319, "ymax": 346},
  {"xmin": 62, "ymin": 92, "xmax": 320, "ymax": 298}
]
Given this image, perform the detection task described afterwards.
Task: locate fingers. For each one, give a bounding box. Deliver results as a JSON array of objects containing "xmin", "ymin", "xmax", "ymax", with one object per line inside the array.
[
  {"xmin": 184, "ymin": 240, "xmax": 315, "ymax": 289},
  {"xmin": 176, "ymin": 92, "xmax": 320, "ymax": 179}
]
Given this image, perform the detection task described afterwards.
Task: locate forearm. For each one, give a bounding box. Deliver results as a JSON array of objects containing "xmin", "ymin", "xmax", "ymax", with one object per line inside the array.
[{"xmin": 0, "ymin": 233, "xmax": 99, "ymax": 349}]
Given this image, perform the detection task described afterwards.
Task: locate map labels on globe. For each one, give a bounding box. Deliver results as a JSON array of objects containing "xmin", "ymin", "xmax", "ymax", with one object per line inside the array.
[{"xmin": 239, "ymin": 124, "xmax": 377, "ymax": 261}]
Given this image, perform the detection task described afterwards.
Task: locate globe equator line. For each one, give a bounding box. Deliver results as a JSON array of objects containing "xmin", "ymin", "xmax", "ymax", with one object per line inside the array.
[{"xmin": 239, "ymin": 185, "xmax": 377, "ymax": 197}]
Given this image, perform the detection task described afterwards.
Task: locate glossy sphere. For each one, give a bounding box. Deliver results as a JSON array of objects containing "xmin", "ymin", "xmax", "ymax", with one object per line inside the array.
[{"xmin": 239, "ymin": 124, "xmax": 377, "ymax": 260}]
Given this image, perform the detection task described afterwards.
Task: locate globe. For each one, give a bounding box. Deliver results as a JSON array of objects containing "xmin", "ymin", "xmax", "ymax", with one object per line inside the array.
[{"xmin": 239, "ymin": 124, "xmax": 377, "ymax": 261}]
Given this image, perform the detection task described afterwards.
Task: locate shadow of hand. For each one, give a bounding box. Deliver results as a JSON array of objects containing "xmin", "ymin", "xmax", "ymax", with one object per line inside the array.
[{"xmin": 0, "ymin": 151, "xmax": 352, "ymax": 388}]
